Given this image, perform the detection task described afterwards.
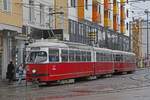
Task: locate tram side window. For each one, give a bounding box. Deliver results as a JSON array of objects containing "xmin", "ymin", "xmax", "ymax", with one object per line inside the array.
[
  {"xmin": 101, "ymin": 53, "xmax": 104, "ymax": 61},
  {"xmin": 115, "ymin": 54, "xmax": 123, "ymax": 61},
  {"xmin": 110, "ymin": 54, "xmax": 112, "ymax": 61},
  {"xmin": 115, "ymin": 55, "xmax": 120, "ymax": 61},
  {"xmin": 123, "ymin": 55, "xmax": 126, "ymax": 62},
  {"xmin": 96, "ymin": 52, "xmax": 101, "ymax": 61},
  {"xmin": 107, "ymin": 54, "xmax": 112, "ymax": 61},
  {"xmin": 76, "ymin": 51, "xmax": 81, "ymax": 61},
  {"xmin": 130, "ymin": 56, "xmax": 132, "ymax": 63},
  {"xmin": 49, "ymin": 49, "xmax": 59, "ymax": 62},
  {"xmin": 81, "ymin": 51, "xmax": 87, "ymax": 61},
  {"xmin": 120, "ymin": 55, "xmax": 123, "ymax": 61},
  {"xmin": 103, "ymin": 53, "xmax": 106, "ymax": 61},
  {"xmin": 96, "ymin": 52, "xmax": 99, "ymax": 61},
  {"xmin": 87, "ymin": 52, "xmax": 91, "ymax": 61},
  {"xmin": 127, "ymin": 55, "xmax": 130, "ymax": 62},
  {"xmin": 61, "ymin": 50, "xmax": 68, "ymax": 62},
  {"xmin": 130, "ymin": 56, "xmax": 133, "ymax": 63},
  {"xmin": 105, "ymin": 54, "xmax": 108, "ymax": 61},
  {"xmin": 125, "ymin": 55, "xmax": 128, "ymax": 62},
  {"xmin": 69, "ymin": 50, "xmax": 75, "ymax": 61},
  {"xmin": 105, "ymin": 53, "xmax": 110, "ymax": 61}
]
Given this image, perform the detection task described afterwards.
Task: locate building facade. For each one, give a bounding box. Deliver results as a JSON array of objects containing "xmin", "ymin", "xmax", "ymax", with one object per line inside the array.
[
  {"xmin": 0, "ymin": 0, "xmax": 23, "ymax": 79},
  {"xmin": 23, "ymin": 0, "xmax": 54, "ymax": 39},
  {"xmin": 140, "ymin": 20, "xmax": 150, "ymax": 66},
  {"xmin": 131, "ymin": 19, "xmax": 142, "ymax": 58},
  {"xmin": 54, "ymin": 0, "xmax": 130, "ymax": 50},
  {"xmin": 0, "ymin": 0, "xmax": 131, "ymax": 79}
]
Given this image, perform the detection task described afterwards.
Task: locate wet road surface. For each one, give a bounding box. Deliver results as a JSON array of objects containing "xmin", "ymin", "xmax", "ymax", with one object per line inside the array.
[{"xmin": 1, "ymin": 68, "xmax": 150, "ymax": 100}]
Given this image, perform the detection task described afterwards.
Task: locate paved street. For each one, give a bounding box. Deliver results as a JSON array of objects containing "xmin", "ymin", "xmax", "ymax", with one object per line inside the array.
[{"xmin": 0, "ymin": 68, "xmax": 150, "ymax": 100}]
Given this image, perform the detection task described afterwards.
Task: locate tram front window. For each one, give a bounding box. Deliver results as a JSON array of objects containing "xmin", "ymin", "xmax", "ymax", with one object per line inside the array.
[{"xmin": 27, "ymin": 51, "xmax": 47, "ymax": 63}]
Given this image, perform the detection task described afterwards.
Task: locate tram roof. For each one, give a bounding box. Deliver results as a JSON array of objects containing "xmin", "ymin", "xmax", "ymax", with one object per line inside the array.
[
  {"xmin": 123, "ymin": 51, "xmax": 136, "ymax": 56},
  {"xmin": 28, "ymin": 40, "xmax": 68, "ymax": 48},
  {"xmin": 94, "ymin": 47, "xmax": 113, "ymax": 53},
  {"xmin": 28, "ymin": 39, "xmax": 93, "ymax": 50},
  {"xmin": 113, "ymin": 50, "xmax": 135, "ymax": 56},
  {"xmin": 63, "ymin": 41, "xmax": 92, "ymax": 50},
  {"xmin": 27, "ymin": 39, "xmax": 135, "ymax": 55}
]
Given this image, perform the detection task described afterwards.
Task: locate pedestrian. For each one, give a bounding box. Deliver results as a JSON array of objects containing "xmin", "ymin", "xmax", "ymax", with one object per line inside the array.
[
  {"xmin": 6, "ymin": 61, "xmax": 15, "ymax": 83},
  {"xmin": 17, "ymin": 64, "xmax": 24, "ymax": 85}
]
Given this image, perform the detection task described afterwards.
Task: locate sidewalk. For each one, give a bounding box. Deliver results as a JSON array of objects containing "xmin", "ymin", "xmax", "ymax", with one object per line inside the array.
[
  {"xmin": 0, "ymin": 80, "xmax": 30, "ymax": 88},
  {"xmin": 0, "ymin": 80, "xmax": 8, "ymax": 87}
]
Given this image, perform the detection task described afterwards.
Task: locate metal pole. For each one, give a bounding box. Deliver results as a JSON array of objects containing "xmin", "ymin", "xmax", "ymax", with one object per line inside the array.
[
  {"xmin": 147, "ymin": 11, "xmax": 149, "ymax": 60},
  {"xmin": 145, "ymin": 10, "xmax": 149, "ymax": 60},
  {"xmin": 129, "ymin": 21, "xmax": 131, "ymax": 52},
  {"xmin": 145, "ymin": 9, "xmax": 149, "ymax": 67}
]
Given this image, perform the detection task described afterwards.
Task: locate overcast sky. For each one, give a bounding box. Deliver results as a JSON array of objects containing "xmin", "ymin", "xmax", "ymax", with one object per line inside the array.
[{"xmin": 129, "ymin": 0, "xmax": 150, "ymax": 21}]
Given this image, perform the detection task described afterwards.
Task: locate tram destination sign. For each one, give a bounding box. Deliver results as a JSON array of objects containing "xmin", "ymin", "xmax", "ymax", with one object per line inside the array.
[{"xmin": 31, "ymin": 47, "xmax": 40, "ymax": 50}]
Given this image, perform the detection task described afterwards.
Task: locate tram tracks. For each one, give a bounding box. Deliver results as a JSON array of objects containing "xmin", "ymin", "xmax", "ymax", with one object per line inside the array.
[
  {"xmin": 43, "ymin": 71, "xmax": 150, "ymax": 99},
  {"xmin": 67, "ymin": 69, "xmax": 150, "ymax": 98},
  {"xmin": 2, "ymin": 68, "xmax": 150, "ymax": 99}
]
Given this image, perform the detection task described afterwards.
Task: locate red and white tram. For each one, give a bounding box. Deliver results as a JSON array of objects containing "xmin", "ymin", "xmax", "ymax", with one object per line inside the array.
[
  {"xmin": 113, "ymin": 50, "xmax": 136, "ymax": 73},
  {"xmin": 26, "ymin": 40, "xmax": 136, "ymax": 83}
]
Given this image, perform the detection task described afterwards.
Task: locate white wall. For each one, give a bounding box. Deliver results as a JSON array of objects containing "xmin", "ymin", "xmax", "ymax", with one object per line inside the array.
[
  {"xmin": 68, "ymin": 0, "xmax": 78, "ymax": 21},
  {"xmin": 117, "ymin": 0, "xmax": 121, "ymax": 33},
  {"xmin": 100, "ymin": 0, "xmax": 104, "ymax": 26},
  {"xmin": 125, "ymin": 2, "xmax": 130, "ymax": 35},
  {"xmin": 2, "ymin": 34, "xmax": 8, "ymax": 79},
  {"xmin": 68, "ymin": 0, "xmax": 93, "ymax": 22},
  {"xmin": 109, "ymin": 0, "xmax": 113, "ymax": 29},
  {"xmin": 23, "ymin": 0, "xmax": 54, "ymax": 29},
  {"xmin": 84, "ymin": 0, "xmax": 92, "ymax": 21},
  {"xmin": 141, "ymin": 21, "xmax": 150, "ymax": 58}
]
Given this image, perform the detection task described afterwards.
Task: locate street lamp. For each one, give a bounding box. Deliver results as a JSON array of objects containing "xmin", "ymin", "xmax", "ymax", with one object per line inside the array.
[{"xmin": 144, "ymin": 9, "xmax": 149, "ymax": 60}]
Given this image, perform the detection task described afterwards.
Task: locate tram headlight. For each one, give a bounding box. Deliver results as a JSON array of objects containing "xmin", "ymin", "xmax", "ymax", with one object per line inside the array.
[{"xmin": 32, "ymin": 69, "xmax": 36, "ymax": 74}]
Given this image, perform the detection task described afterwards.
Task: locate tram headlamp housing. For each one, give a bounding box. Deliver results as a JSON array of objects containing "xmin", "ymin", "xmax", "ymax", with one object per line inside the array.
[{"xmin": 32, "ymin": 69, "xmax": 36, "ymax": 74}]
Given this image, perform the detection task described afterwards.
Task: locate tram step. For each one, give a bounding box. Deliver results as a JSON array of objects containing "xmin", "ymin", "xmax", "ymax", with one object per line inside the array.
[
  {"xmin": 87, "ymin": 76, "xmax": 97, "ymax": 80},
  {"xmin": 58, "ymin": 79, "xmax": 75, "ymax": 84}
]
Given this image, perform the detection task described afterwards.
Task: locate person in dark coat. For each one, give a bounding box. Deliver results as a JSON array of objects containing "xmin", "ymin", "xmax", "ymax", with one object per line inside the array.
[{"xmin": 7, "ymin": 61, "xmax": 15, "ymax": 83}]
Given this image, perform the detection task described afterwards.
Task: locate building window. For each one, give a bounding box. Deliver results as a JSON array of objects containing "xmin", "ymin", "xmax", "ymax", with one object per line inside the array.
[
  {"xmin": 71, "ymin": 0, "xmax": 76, "ymax": 8},
  {"xmin": 79, "ymin": 23, "xmax": 84, "ymax": 35},
  {"xmin": 126, "ymin": 9, "xmax": 128, "ymax": 18},
  {"xmin": 70, "ymin": 20, "xmax": 74, "ymax": 34},
  {"xmin": 126, "ymin": 22, "xmax": 128, "ymax": 30},
  {"xmin": 109, "ymin": 11, "xmax": 111, "ymax": 19},
  {"xmin": 117, "ymin": 16, "xmax": 119, "ymax": 24},
  {"xmin": 29, "ymin": 0, "xmax": 35, "ymax": 23},
  {"xmin": 3, "ymin": 0, "xmax": 11, "ymax": 12},
  {"xmin": 3, "ymin": 0, "xmax": 7, "ymax": 10},
  {"xmin": 85, "ymin": 0, "xmax": 88, "ymax": 10},
  {"xmin": 48, "ymin": 7, "xmax": 53, "ymax": 27},
  {"xmin": 98, "ymin": 5, "xmax": 101, "ymax": 14},
  {"xmin": 40, "ymin": 4, "xmax": 44, "ymax": 25},
  {"xmin": 0, "ymin": 35, "xmax": 2, "ymax": 48},
  {"xmin": 73, "ymin": 21, "xmax": 76, "ymax": 34}
]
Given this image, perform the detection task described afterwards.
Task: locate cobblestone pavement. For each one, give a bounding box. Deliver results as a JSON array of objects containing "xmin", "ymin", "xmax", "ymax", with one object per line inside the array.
[{"xmin": 0, "ymin": 68, "xmax": 150, "ymax": 100}]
